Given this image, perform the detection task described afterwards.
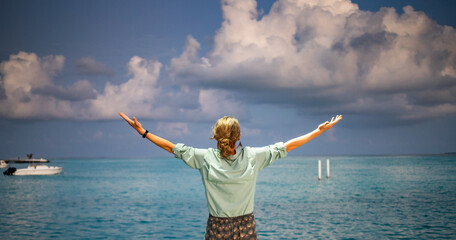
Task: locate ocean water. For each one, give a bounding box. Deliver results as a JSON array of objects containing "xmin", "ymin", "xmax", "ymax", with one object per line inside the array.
[{"xmin": 1, "ymin": 155, "xmax": 455, "ymax": 239}]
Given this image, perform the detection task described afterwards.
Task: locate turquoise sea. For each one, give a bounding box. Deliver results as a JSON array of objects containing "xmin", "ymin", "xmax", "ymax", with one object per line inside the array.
[{"xmin": 1, "ymin": 155, "xmax": 456, "ymax": 239}]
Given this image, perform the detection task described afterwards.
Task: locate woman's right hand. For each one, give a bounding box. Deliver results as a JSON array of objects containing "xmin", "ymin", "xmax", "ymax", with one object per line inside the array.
[
  {"xmin": 119, "ymin": 112, "xmax": 176, "ymax": 153},
  {"xmin": 119, "ymin": 112, "xmax": 143, "ymax": 132}
]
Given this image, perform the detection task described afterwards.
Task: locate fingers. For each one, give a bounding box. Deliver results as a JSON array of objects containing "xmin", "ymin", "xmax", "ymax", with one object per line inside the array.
[
  {"xmin": 119, "ymin": 112, "xmax": 135, "ymax": 125},
  {"xmin": 119, "ymin": 112, "xmax": 130, "ymax": 121},
  {"xmin": 326, "ymin": 115, "xmax": 342, "ymax": 128},
  {"xmin": 336, "ymin": 115, "xmax": 342, "ymax": 122},
  {"xmin": 331, "ymin": 115, "xmax": 342, "ymax": 125}
]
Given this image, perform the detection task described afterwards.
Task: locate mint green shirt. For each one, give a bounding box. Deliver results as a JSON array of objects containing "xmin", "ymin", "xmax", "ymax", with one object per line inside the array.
[{"xmin": 172, "ymin": 142, "xmax": 287, "ymax": 217}]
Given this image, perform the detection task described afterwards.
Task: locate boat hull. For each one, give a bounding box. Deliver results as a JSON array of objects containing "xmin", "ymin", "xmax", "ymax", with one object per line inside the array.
[{"xmin": 13, "ymin": 165, "xmax": 62, "ymax": 176}]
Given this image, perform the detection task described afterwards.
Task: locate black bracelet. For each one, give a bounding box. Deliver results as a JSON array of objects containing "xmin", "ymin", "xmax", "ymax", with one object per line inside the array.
[{"xmin": 142, "ymin": 130, "xmax": 149, "ymax": 138}]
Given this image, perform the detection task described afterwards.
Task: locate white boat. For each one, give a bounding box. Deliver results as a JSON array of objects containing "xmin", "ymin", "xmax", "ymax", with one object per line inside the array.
[
  {"xmin": 4, "ymin": 165, "xmax": 63, "ymax": 176},
  {"xmin": 0, "ymin": 160, "xmax": 7, "ymax": 168}
]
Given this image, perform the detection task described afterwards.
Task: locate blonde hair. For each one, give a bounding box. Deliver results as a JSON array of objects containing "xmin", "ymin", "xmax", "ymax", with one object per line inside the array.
[{"xmin": 211, "ymin": 116, "xmax": 241, "ymax": 159}]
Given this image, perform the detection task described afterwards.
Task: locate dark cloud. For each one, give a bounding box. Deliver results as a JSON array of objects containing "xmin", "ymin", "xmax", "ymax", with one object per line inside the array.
[
  {"xmin": 408, "ymin": 87, "xmax": 456, "ymax": 106},
  {"xmin": 13, "ymin": 87, "xmax": 32, "ymax": 103},
  {"xmin": 31, "ymin": 80, "xmax": 97, "ymax": 101},
  {"xmin": 154, "ymin": 86, "xmax": 200, "ymax": 110},
  {"xmin": 0, "ymin": 79, "xmax": 6, "ymax": 101},
  {"xmin": 75, "ymin": 57, "xmax": 114, "ymax": 77},
  {"xmin": 349, "ymin": 31, "xmax": 396, "ymax": 50}
]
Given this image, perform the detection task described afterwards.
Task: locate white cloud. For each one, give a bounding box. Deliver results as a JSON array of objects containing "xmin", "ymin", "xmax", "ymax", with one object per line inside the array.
[
  {"xmin": 168, "ymin": 0, "xmax": 456, "ymax": 124},
  {"xmin": 0, "ymin": 52, "xmax": 247, "ymax": 121},
  {"xmin": 87, "ymin": 56, "xmax": 163, "ymax": 119},
  {"xmin": 0, "ymin": 53, "xmax": 164, "ymax": 119},
  {"xmin": 188, "ymin": 89, "xmax": 248, "ymax": 120},
  {"xmin": 0, "ymin": 51, "xmax": 75, "ymax": 119},
  {"xmin": 169, "ymin": 35, "xmax": 201, "ymax": 69}
]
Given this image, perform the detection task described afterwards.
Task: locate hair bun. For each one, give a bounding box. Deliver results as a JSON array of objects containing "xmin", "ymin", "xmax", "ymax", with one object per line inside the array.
[
  {"xmin": 220, "ymin": 138, "xmax": 230, "ymax": 146},
  {"xmin": 211, "ymin": 116, "xmax": 241, "ymax": 159}
]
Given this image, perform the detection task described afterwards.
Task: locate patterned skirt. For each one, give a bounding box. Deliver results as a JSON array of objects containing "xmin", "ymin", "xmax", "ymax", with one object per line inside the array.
[{"xmin": 205, "ymin": 213, "xmax": 257, "ymax": 240}]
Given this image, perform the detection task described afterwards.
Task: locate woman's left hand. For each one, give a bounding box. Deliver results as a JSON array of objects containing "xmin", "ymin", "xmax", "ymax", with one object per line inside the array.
[{"xmin": 318, "ymin": 115, "xmax": 342, "ymax": 132}]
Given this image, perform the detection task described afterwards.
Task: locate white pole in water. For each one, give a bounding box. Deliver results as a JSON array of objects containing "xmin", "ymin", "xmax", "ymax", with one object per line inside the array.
[
  {"xmin": 318, "ymin": 160, "xmax": 322, "ymax": 181},
  {"xmin": 327, "ymin": 159, "xmax": 330, "ymax": 179}
]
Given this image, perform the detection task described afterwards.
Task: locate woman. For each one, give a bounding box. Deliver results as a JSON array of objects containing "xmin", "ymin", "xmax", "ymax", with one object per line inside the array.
[{"xmin": 119, "ymin": 112, "xmax": 342, "ymax": 239}]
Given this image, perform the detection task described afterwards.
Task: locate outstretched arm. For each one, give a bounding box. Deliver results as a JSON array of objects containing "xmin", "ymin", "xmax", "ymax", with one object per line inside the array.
[
  {"xmin": 119, "ymin": 112, "xmax": 176, "ymax": 154},
  {"xmin": 284, "ymin": 115, "xmax": 342, "ymax": 152}
]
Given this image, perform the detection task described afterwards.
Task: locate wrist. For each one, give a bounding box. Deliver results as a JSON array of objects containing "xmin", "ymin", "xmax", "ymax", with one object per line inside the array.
[
  {"xmin": 137, "ymin": 128, "xmax": 146, "ymax": 135},
  {"xmin": 314, "ymin": 128, "xmax": 323, "ymax": 136},
  {"xmin": 142, "ymin": 129, "xmax": 149, "ymax": 138}
]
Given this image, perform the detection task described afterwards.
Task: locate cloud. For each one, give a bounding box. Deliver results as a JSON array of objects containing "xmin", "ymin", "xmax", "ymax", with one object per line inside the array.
[
  {"xmin": 31, "ymin": 80, "xmax": 97, "ymax": 101},
  {"xmin": 189, "ymin": 89, "xmax": 248, "ymax": 120},
  {"xmin": 0, "ymin": 52, "xmax": 162, "ymax": 119},
  {"xmin": 0, "ymin": 51, "xmax": 75, "ymax": 119},
  {"xmin": 86, "ymin": 56, "xmax": 163, "ymax": 119},
  {"xmin": 75, "ymin": 57, "xmax": 115, "ymax": 77},
  {"xmin": 168, "ymin": 0, "xmax": 456, "ymax": 124},
  {"xmin": 0, "ymin": 52, "xmax": 247, "ymax": 121},
  {"xmin": 0, "ymin": 78, "xmax": 6, "ymax": 101},
  {"xmin": 2, "ymin": 0, "xmax": 456, "ymax": 125}
]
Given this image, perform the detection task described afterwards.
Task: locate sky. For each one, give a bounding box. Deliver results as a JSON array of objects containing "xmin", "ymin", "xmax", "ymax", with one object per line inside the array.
[{"xmin": 0, "ymin": 0, "xmax": 456, "ymax": 158}]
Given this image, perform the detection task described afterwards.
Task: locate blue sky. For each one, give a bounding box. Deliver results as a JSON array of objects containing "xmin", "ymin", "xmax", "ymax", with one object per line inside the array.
[{"xmin": 1, "ymin": 0, "xmax": 456, "ymax": 158}]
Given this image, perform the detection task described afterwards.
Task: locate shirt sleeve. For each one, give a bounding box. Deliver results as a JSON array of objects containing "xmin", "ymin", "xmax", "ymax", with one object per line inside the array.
[
  {"xmin": 172, "ymin": 143, "xmax": 206, "ymax": 170},
  {"xmin": 251, "ymin": 142, "xmax": 288, "ymax": 170}
]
